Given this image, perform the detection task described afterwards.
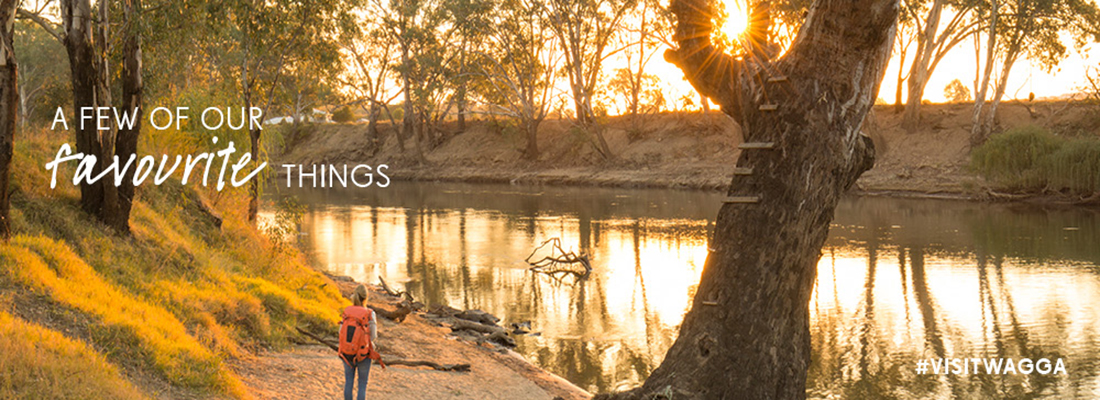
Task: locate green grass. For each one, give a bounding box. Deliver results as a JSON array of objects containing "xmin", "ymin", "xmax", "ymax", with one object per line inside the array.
[
  {"xmin": 0, "ymin": 130, "xmax": 347, "ymax": 399},
  {"xmin": 971, "ymin": 126, "xmax": 1100, "ymax": 195}
]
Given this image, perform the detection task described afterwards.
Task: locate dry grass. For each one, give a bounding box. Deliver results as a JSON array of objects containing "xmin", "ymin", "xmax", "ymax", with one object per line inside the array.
[
  {"xmin": 0, "ymin": 311, "xmax": 147, "ymax": 400},
  {"xmin": 0, "ymin": 129, "xmax": 347, "ymax": 398}
]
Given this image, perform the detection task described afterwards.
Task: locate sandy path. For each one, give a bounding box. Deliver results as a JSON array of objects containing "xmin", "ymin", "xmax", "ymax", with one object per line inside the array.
[{"xmin": 233, "ymin": 286, "xmax": 590, "ymax": 400}]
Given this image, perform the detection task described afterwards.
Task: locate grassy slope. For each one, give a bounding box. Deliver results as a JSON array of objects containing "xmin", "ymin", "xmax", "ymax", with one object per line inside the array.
[{"xmin": 0, "ymin": 131, "xmax": 344, "ymax": 399}]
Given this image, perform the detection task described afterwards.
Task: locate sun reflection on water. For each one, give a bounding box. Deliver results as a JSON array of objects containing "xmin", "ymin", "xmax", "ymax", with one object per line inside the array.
[{"xmin": 277, "ymin": 183, "xmax": 1100, "ymax": 397}]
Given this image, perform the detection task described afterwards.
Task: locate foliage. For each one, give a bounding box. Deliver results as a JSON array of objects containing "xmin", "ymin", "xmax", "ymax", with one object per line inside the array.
[
  {"xmin": 332, "ymin": 106, "xmax": 356, "ymax": 123},
  {"xmin": 943, "ymin": 78, "xmax": 972, "ymax": 102},
  {"xmin": 605, "ymin": 68, "xmax": 665, "ymax": 115},
  {"xmin": 971, "ymin": 126, "xmax": 1100, "ymax": 195},
  {"xmin": 262, "ymin": 196, "xmax": 307, "ymax": 253},
  {"xmin": 13, "ymin": 20, "xmax": 68, "ymax": 127}
]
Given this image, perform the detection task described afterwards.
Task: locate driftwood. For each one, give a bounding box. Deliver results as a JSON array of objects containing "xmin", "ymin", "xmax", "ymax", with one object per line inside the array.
[
  {"xmin": 384, "ymin": 359, "xmax": 470, "ymax": 372},
  {"xmin": 295, "ymin": 327, "xmax": 471, "ymax": 372},
  {"xmin": 450, "ymin": 319, "xmax": 516, "ymax": 347},
  {"xmin": 378, "ymin": 276, "xmax": 403, "ymax": 297},
  {"xmin": 369, "ymin": 303, "xmax": 412, "ymax": 323},
  {"xmin": 525, "ymin": 238, "xmax": 592, "ymax": 279},
  {"xmin": 455, "ymin": 309, "xmax": 500, "ymax": 326},
  {"xmin": 428, "ymin": 304, "xmax": 463, "ymax": 318},
  {"xmin": 378, "ymin": 276, "xmax": 417, "ymax": 305},
  {"xmin": 451, "ymin": 319, "xmax": 504, "ymax": 335}
]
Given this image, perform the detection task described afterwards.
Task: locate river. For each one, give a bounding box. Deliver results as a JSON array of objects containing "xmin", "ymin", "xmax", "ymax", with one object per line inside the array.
[{"xmin": 267, "ymin": 181, "xmax": 1100, "ymax": 398}]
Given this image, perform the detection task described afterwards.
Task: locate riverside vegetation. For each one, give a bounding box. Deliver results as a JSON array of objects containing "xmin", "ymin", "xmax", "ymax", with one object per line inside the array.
[{"xmin": 0, "ymin": 127, "xmax": 344, "ymax": 399}]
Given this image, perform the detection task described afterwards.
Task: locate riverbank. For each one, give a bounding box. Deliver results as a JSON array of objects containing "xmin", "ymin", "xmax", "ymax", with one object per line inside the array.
[
  {"xmin": 1, "ymin": 132, "xmax": 593, "ymax": 399},
  {"xmin": 277, "ymin": 101, "xmax": 1098, "ymax": 202},
  {"xmin": 236, "ymin": 279, "xmax": 591, "ymax": 400}
]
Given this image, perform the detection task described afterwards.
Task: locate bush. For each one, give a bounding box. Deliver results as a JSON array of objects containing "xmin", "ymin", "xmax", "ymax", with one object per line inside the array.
[
  {"xmin": 332, "ymin": 106, "xmax": 355, "ymax": 123},
  {"xmin": 971, "ymin": 126, "xmax": 1100, "ymax": 195}
]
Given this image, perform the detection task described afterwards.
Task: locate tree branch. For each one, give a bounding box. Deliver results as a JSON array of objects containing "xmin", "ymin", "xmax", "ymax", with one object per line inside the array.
[{"xmin": 17, "ymin": 8, "xmax": 63, "ymax": 43}]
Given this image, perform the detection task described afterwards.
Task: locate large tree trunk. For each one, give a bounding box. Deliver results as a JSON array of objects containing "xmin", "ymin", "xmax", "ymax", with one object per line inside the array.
[
  {"xmin": 113, "ymin": 0, "xmax": 143, "ymax": 234},
  {"xmin": 62, "ymin": 0, "xmax": 105, "ymax": 217},
  {"xmin": 601, "ymin": 0, "xmax": 896, "ymax": 398},
  {"xmin": 94, "ymin": 0, "xmax": 120, "ymax": 228},
  {"xmin": 59, "ymin": 0, "xmax": 143, "ymax": 233},
  {"xmin": 0, "ymin": 0, "xmax": 18, "ymax": 239}
]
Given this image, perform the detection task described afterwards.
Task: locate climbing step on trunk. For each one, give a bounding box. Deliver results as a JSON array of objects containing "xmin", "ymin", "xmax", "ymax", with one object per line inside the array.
[
  {"xmin": 723, "ymin": 196, "xmax": 760, "ymax": 204},
  {"xmin": 738, "ymin": 142, "xmax": 775, "ymax": 150}
]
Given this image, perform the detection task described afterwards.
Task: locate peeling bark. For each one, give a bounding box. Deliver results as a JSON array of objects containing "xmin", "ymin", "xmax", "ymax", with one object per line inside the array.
[
  {"xmin": 598, "ymin": 0, "xmax": 897, "ymax": 398},
  {"xmin": 0, "ymin": 0, "xmax": 18, "ymax": 239}
]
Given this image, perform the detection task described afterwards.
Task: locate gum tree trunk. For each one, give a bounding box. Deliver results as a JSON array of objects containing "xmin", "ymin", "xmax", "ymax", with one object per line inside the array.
[
  {"xmin": 113, "ymin": 0, "xmax": 143, "ymax": 234},
  {"xmin": 0, "ymin": 0, "xmax": 18, "ymax": 239},
  {"xmin": 599, "ymin": 0, "xmax": 897, "ymax": 398},
  {"xmin": 61, "ymin": 0, "xmax": 105, "ymax": 217}
]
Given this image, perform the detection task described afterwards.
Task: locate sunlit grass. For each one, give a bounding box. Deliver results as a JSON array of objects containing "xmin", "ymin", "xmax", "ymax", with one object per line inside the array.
[
  {"xmin": 0, "ymin": 127, "xmax": 347, "ymax": 398},
  {"xmin": 0, "ymin": 311, "xmax": 148, "ymax": 400}
]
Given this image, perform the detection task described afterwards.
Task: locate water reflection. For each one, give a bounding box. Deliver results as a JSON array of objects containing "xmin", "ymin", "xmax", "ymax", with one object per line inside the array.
[{"xmin": 269, "ymin": 183, "xmax": 1100, "ymax": 398}]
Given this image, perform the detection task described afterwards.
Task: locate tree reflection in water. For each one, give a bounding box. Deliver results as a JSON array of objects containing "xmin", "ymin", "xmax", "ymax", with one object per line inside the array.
[{"xmin": 277, "ymin": 183, "xmax": 1100, "ymax": 397}]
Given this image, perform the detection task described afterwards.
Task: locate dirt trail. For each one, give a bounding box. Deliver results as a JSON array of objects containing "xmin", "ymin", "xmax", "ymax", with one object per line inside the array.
[{"xmin": 232, "ymin": 285, "xmax": 590, "ymax": 400}]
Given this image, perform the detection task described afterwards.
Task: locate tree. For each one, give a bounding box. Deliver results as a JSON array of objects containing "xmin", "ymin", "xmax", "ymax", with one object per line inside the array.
[
  {"xmin": 892, "ymin": 0, "xmax": 923, "ymax": 112},
  {"xmin": 210, "ymin": 0, "xmax": 354, "ymax": 222},
  {"xmin": 970, "ymin": 0, "xmax": 1100, "ymax": 145},
  {"xmin": 599, "ymin": 0, "xmax": 895, "ymax": 397},
  {"xmin": 19, "ymin": 0, "xmax": 145, "ymax": 234},
  {"xmin": 901, "ymin": 0, "xmax": 979, "ymax": 130},
  {"xmin": 0, "ymin": 0, "xmax": 17, "ymax": 239},
  {"xmin": 543, "ymin": 0, "xmax": 636, "ymax": 158},
  {"xmin": 377, "ymin": 0, "xmax": 457, "ymax": 159},
  {"xmin": 471, "ymin": 0, "xmax": 560, "ymax": 160},
  {"xmin": 605, "ymin": 68, "xmax": 663, "ymax": 117},
  {"xmin": 340, "ymin": 11, "xmax": 402, "ymax": 149},
  {"xmin": 944, "ymin": 78, "xmax": 972, "ymax": 101},
  {"xmin": 14, "ymin": 19, "xmax": 68, "ymax": 127},
  {"xmin": 442, "ymin": 0, "xmax": 495, "ymax": 132},
  {"xmin": 609, "ymin": 0, "xmax": 670, "ymax": 125}
]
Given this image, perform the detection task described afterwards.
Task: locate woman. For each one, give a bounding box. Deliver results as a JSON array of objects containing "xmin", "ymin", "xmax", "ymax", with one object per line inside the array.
[{"xmin": 340, "ymin": 285, "xmax": 378, "ymax": 400}]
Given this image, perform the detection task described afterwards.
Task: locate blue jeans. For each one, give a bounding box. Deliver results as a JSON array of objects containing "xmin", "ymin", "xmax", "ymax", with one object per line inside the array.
[{"xmin": 343, "ymin": 358, "xmax": 372, "ymax": 400}]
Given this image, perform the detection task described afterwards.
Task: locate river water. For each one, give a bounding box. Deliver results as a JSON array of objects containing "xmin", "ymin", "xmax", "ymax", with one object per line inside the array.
[{"xmin": 268, "ymin": 181, "xmax": 1100, "ymax": 398}]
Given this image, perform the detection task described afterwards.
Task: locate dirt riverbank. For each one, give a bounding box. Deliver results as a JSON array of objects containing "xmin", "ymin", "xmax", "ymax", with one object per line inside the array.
[
  {"xmin": 277, "ymin": 101, "xmax": 1097, "ymax": 201},
  {"xmin": 233, "ymin": 278, "xmax": 590, "ymax": 400}
]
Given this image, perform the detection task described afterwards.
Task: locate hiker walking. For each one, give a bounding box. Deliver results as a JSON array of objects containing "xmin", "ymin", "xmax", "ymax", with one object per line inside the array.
[{"xmin": 339, "ymin": 284, "xmax": 380, "ymax": 400}]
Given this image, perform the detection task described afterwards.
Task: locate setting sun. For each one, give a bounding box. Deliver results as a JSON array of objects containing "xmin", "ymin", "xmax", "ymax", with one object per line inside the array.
[{"xmin": 719, "ymin": 0, "xmax": 751, "ymax": 46}]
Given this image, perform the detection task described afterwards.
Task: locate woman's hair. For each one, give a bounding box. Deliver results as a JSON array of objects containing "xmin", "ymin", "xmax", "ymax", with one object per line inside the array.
[{"xmin": 351, "ymin": 284, "xmax": 368, "ymax": 306}]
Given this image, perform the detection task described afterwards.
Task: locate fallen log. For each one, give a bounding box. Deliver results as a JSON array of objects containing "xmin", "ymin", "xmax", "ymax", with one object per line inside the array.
[
  {"xmin": 455, "ymin": 309, "xmax": 500, "ymax": 326},
  {"xmin": 451, "ymin": 320, "xmax": 515, "ymax": 347},
  {"xmin": 378, "ymin": 276, "xmax": 403, "ymax": 297},
  {"xmin": 384, "ymin": 359, "xmax": 471, "ymax": 372},
  {"xmin": 379, "ymin": 276, "xmax": 417, "ymax": 304},
  {"xmin": 369, "ymin": 303, "xmax": 412, "ymax": 323},
  {"xmin": 451, "ymin": 319, "xmax": 504, "ymax": 335},
  {"xmin": 295, "ymin": 327, "xmax": 470, "ymax": 372}
]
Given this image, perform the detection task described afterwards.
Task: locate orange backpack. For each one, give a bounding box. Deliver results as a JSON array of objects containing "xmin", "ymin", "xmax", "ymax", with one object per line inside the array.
[{"xmin": 338, "ymin": 306, "xmax": 383, "ymax": 367}]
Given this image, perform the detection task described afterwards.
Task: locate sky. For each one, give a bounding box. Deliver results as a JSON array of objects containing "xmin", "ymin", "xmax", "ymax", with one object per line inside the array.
[{"xmin": 641, "ymin": 1, "xmax": 1098, "ymax": 110}]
